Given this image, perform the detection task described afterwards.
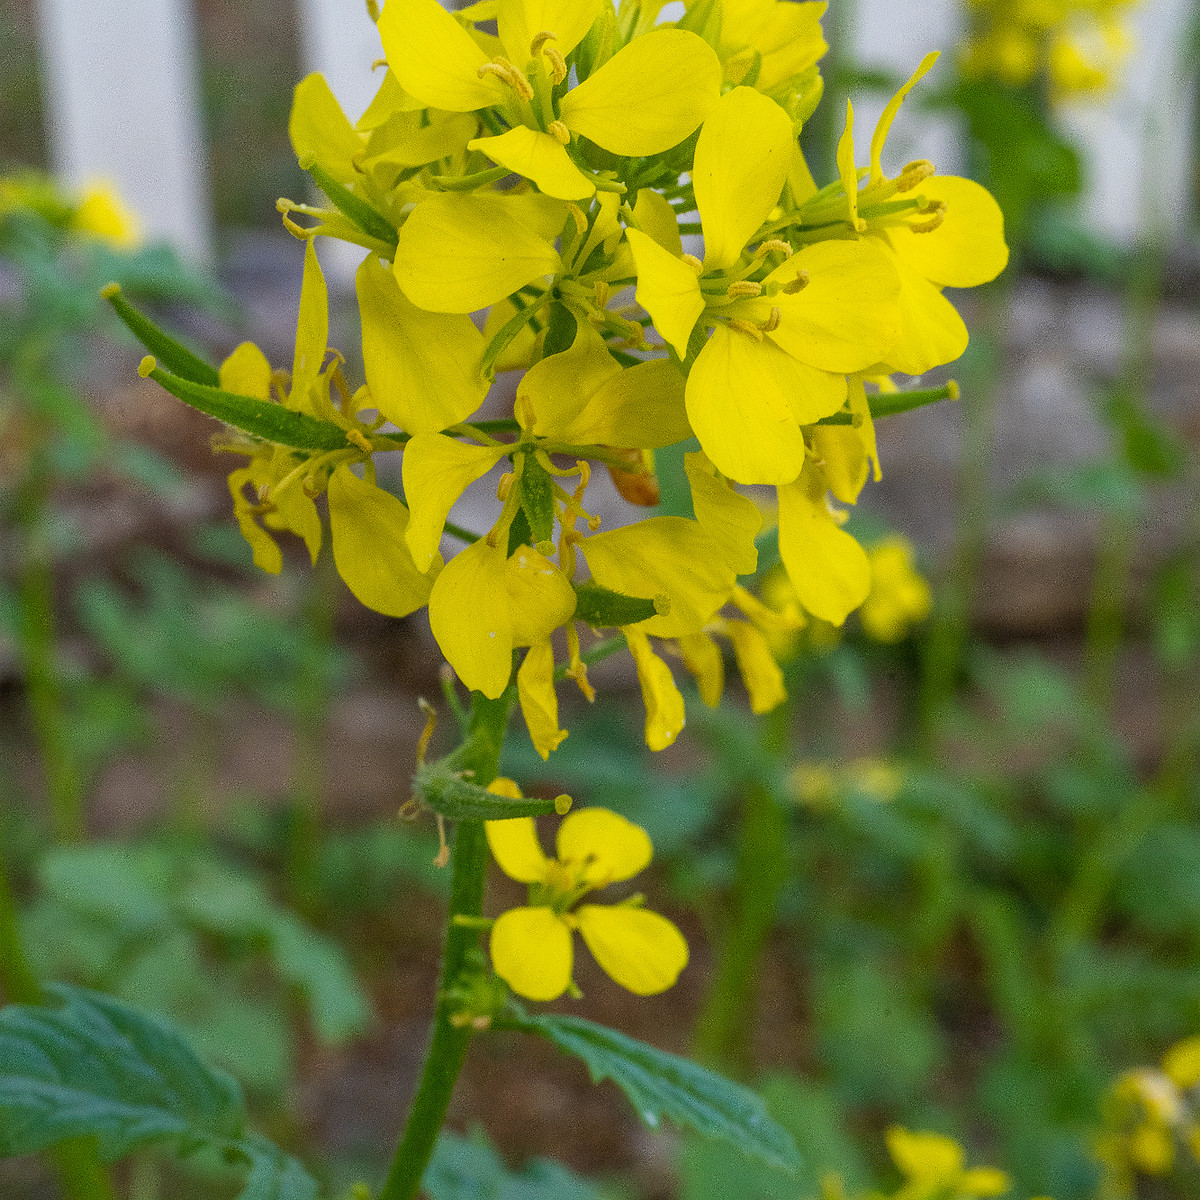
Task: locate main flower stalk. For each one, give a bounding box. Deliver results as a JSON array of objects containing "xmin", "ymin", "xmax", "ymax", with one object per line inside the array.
[{"xmin": 378, "ymin": 690, "xmax": 514, "ymax": 1200}]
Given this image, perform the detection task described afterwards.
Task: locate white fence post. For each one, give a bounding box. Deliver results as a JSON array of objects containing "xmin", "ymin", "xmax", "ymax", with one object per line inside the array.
[{"xmin": 35, "ymin": 0, "xmax": 213, "ymax": 263}]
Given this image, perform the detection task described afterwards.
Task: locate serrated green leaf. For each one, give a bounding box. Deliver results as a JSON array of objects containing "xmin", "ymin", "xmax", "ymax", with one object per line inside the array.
[
  {"xmin": 503, "ymin": 1007, "xmax": 800, "ymax": 1170},
  {"xmin": 424, "ymin": 1131, "xmax": 602, "ymax": 1200},
  {"xmin": 0, "ymin": 984, "xmax": 245, "ymax": 1160},
  {"xmin": 0, "ymin": 987, "xmax": 320, "ymax": 1196}
]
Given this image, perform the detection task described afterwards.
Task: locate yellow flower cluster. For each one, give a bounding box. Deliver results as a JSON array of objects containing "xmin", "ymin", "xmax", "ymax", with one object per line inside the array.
[
  {"xmin": 1097, "ymin": 1036, "xmax": 1200, "ymax": 1194},
  {"xmin": 198, "ymin": 0, "xmax": 1007, "ymax": 761},
  {"xmin": 961, "ymin": 0, "xmax": 1139, "ymax": 98},
  {"xmin": 0, "ymin": 172, "xmax": 141, "ymax": 249}
]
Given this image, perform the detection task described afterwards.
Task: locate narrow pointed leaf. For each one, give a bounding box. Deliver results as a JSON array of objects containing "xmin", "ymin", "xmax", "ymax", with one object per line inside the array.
[
  {"xmin": 140, "ymin": 359, "xmax": 350, "ymax": 450},
  {"xmin": 103, "ymin": 284, "xmax": 219, "ymax": 385}
]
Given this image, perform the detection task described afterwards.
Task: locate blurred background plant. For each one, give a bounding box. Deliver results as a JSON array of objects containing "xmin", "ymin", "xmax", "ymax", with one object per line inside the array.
[{"xmin": 0, "ymin": 0, "xmax": 1198, "ymax": 1198}]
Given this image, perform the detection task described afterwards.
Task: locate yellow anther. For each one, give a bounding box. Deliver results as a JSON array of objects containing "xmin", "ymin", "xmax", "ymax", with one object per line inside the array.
[
  {"xmin": 301, "ymin": 474, "xmax": 323, "ymax": 498},
  {"xmin": 497, "ymin": 471, "xmax": 515, "ymax": 501},
  {"xmin": 896, "ymin": 159, "xmax": 936, "ymax": 191},
  {"xmin": 593, "ymin": 279, "xmax": 610, "ymax": 307},
  {"xmin": 530, "ymin": 30, "xmax": 557, "ymax": 54},
  {"xmin": 346, "ymin": 428, "xmax": 373, "ymax": 453},
  {"xmin": 518, "ymin": 392, "xmax": 538, "ymax": 430},
  {"xmin": 727, "ymin": 317, "xmax": 764, "ymax": 341},
  {"xmin": 760, "ymin": 307, "xmax": 781, "ymax": 334},
  {"xmin": 554, "ymin": 794, "xmax": 573, "ymax": 815},
  {"xmin": 620, "ymin": 320, "xmax": 647, "ymax": 349},
  {"xmin": 727, "ymin": 280, "xmax": 763, "ymax": 299},
  {"xmin": 566, "ymin": 203, "xmax": 589, "ymax": 236},
  {"xmin": 478, "ymin": 59, "xmax": 534, "ymax": 100},
  {"xmin": 544, "ymin": 46, "xmax": 567, "ymax": 83},
  {"xmin": 680, "ymin": 253, "xmax": 704, "ymax": 275},
  {"xmin": 757, "ymin": 238, "xmax": 793, "ymax": 258},
  {"xmin": 781, "ymin": 269, "xmax": 810, "ymax": 294},
  {"xmin": 548, "ymin": 119, "xmax": 571, "ymax": 145},
  {"xmin": 415, "ymin": 697, "xmax": 437, "ymax": 767},
  {"xmin": 366, "ymin": 1, "xmax": 381, "ymax": 23},
  {"xmin": 909, "ymin": 200, "xmax": 946, "ymax": 233},
  {"xmin": 434, "ymin": 814, "xmax": 450, "ymax": 868},
  {"xmin": 947, "ymin": 379, "xmax": 960, "ymax": 400}
]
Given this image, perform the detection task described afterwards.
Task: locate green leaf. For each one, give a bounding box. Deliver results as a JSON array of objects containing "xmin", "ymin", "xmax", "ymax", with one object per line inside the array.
[
  {"xmin": 424, "ymin": 1131, "xmax": 602, "ymax": 1200},
  {"xmin": 140, "ymin": 359, "xmax": 352, "ymax": 451},
  {"xmin": 502, "ymin": 1007, "xmax": 800, "ymax": 1170},
  {"xmin": 572, "ymin": 583, "xmax": 658, "ymax": 628},
  {"xmin": 101, "ymin": 283, "xmax": 220, "ymax": 385},
  {"xmin": 0, "ymin": 986, "xmax": 319, "ymax": 1196}
]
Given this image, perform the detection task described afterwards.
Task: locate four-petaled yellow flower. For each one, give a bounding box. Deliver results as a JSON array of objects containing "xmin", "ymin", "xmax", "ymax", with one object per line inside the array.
[
  {"xmin": 886, "ymin": 1127, "xmax": 1011, "ymax": 1199},
  {"xmin": 486, "ymin": 804, "xmax": 688, "ymax": 1001}
]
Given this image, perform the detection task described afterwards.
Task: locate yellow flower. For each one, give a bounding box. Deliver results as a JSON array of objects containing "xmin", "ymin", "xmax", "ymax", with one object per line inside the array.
[
  {"xmin": 886, "ymin": 1127, "xmax": 1011, "ymax": 1198},
  {"xmin": 628, "ymin": 85, "xmax": 899, "ymax": 485},
  {"xmin": 378, "ymin": 0, "xmax": 721, "ymax": 199},
  {"xmin": 860, "ymin": 536, "xmax": 933, "ymax": 643},
  {"xmin": 486, "ymin": 806, "xmax": 688, "ymax": 1001},
  {"xmin": 73, "ymin": 181, "xmax": 142, "ymax": 249}
]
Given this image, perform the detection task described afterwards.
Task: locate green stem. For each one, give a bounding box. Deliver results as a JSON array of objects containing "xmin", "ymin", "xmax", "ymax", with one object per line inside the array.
[
  {"xmin": 13, "ymin": 469, "xmax": 85, "ymax": 842},
  {"xmin": 377, "ymin": 691, "xmax": 514, "ymax": 1200},
  {"xmin": 693, "ymin": 706, "xmax": 790, "ymax": 1073}
]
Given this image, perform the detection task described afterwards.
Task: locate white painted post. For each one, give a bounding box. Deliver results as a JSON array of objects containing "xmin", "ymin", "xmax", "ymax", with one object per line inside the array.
[
  {"xmin": 295, "ymin": 0, "xmax": 387, "ymax": 287},
  {"xmin": 35, "ymin": 0, "xmax": 213, "ymax": 263}
]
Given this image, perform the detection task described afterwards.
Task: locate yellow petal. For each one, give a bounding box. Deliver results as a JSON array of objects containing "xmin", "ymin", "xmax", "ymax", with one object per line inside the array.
[
  {"xmin": 559, "ymin": 29, "xmax": 721, "ymax": 156},
  {"xmin": 679, "ymin": 631, "xmax": 724, "ymax": 707},
  {"xmin": 837, "ymin": 99, "xmax": 864, "ymax": 232},
  {"xmin": 765, "ymin": 238, "xmax": 899, "ymax": 374},
  {"xmin": 485, "ymin": 816, "xmax": 549, "ymax": 882},
  {"xmin": 357, "ymin": 71, "xmax": 424, "ymax": 130},
  {"xmin": 626, "ymin": 228, "xmax": 704, "ymax": 358},
  {"xmin": 846, "ymin": 378, "xmax": 880, "ymax": 482},
  {"xmin": 882, "ymin": 254, "xmax": 969, "ymax": 377},
  {"xmin": 506, "ymin": 546, "xmax": 577, "ymax": 647},
  {"xmin": 403, "ymin": 434, "xmax": 507, "ymax": 572},
  {"xmin": 219, "ymin": 341, "xmax": 272, "ymax": 400},
  {"xmin": 468, "ymin": 128, "xmax": 595, "ymax": 201},
  {"xmin": 868, "ymin": 52, "xmax": 939, "ymax": 184},
  {"xmin": 292, "ymin": 239, "xmax": 328, "ymax": 408},
  {"xmin": 722, "ymin": 619, "xmax": 786, "ymax": 714},
  {"xmin": 581, "ymin": 516, "xmax": 735, "ymax": 638},
  {"xmin": 624, "ymin": 628, "xmax": 686, "ymax": 751},
  {"xmin": 357, "ymin": 254, "xmax": 488, "ymax": 434},
  {"xmin": 810, "ymin": 425, "xmax": 868, "ymax": 505},
  {"xmin": 575, "ymin": 905, "xmax": 688, "ymax": 994},
  {"xmin": 498, "ymin": 0, "xmax": 601, "ymax": 64},
  {"xmin": 693, "ymin": 86, "xmax": 794, "ymax": 270},
  {"xmin": 960, "ymin": 1168, "xmax": 1011, "ymax": 1197},
  {"xmin": 787, "ymin": 142, "xmax": 818, "ymax": 205},
  {"xmin": 490, "ymin": 906, "xmax": 573, "ymax": 1000},
  {"xmin": 378, "ymin": 0, "xmax": 503, "ymax": 112},
  {"xmin": 393, "ymin": 191, "xmax": 564, "ymax": 313},
  {"xmin": 685, "ymin": 326, "xmax": 810, "ymax": 486},
  {"xmin": 557, "ymin": 807, "xmax": 652, "ymax": 885},
  {"xmin": 777, "ymin": 472, "xmax": 870, "ymax": 625},
  {"xmin": 554, "ymin": 358, "xmax": 691, "ymax": 449},
  {"xmin": 327, "ymin": 465, "xmax": 438, "ymax": 618},
  {"xmin": 517, "ymin": 641, "xmax": 568, "ymax": 760},
  {"xmin": 887, "ymin": 176, "xmax": 1008, "ymax": 289},
  {"xmin": 260, "ymin": 449, "xmax": 322, "ymax": 565},
  {"xmin": 886, "ymin": 1128, "xmax": 965, "ymax": 1183},
  {"xmin": 428, "ymin": 537, "xmax": 514, "ymax": 697},
  {"xmin": 685, "ymin": 451, "xmax": 761, "ymax": 576},
  {"xmin": 228, "ymin": 467, "xmax": 283, "ymax": 575},
  {"xmin": 633, "ymin": 187, "xmax": 683, "ymax": 256},
  {"xmin": 363, "ymin": 109, "xmax": 479, "ymax": 172},
  {"xmin": 289, "ymin": 73, "xmax": 365, "ymax": 184}
]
